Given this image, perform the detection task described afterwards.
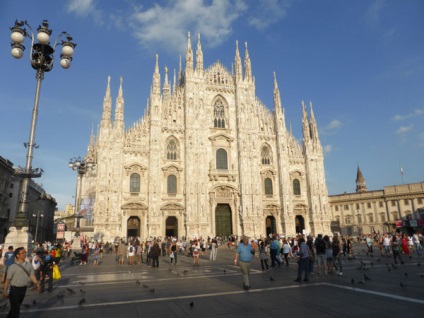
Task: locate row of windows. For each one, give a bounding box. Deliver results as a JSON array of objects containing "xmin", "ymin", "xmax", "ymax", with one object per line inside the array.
[
  {"xmin": 165, "ymin": 138, "xmax": 274, "ymax": 168},
  {"xmin": 130, "ymin": 173, "xmax": 302, "ymax": 196},
  {"xmin": 342, "ymin": 213, "xmax": 383, "ymax": 224},
  {"xmin": 336, "ymin": 198, "xmax": 424, "ymax": 211}
]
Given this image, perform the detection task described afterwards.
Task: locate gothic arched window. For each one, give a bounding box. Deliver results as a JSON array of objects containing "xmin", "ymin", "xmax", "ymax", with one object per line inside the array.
[
  {"xmin": 213, "ymin": 98, "xmax": 226, "ymax": 128},
  {"xmin": 293, "ymin": 179, "xmax": 301, "ymax": 195},
  {"xmin": 216, "ymin": 148, "xmax": 228, "ymax": 170},
  {"xmin": 264, "ymin": 178, "xmax": 273, "ymax": 195},
  {"xmin": 167, "ymin": 175, "xmax": 177, "ymax": 194},
  {"xmin": 167, "ymin": 139, "xmax": 177, "ymax": 160},
  {"xmin": 130, "ymin": 173, "xmax": 140, "ymax": 193},
  {"xmin": 261, "ymin": 146, "xmax": 271, "ymax": 165}
]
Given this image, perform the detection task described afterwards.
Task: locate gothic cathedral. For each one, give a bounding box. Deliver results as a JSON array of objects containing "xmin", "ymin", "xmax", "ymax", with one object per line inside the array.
[{"xmin": 80, "ymin": 34, "xmax": 331, "ymax": 242}]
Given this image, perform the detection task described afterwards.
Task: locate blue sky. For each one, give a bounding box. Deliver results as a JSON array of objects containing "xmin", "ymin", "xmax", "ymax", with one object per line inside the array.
[{"xmin": 1, "ymin": 0, "xmax": 423, "ymax": 211}]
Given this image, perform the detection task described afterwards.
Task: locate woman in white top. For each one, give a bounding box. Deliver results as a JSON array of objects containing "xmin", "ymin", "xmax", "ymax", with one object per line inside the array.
[{"xmin": 281, "ymin": 239, "xmax": 292, "ymax": 266}]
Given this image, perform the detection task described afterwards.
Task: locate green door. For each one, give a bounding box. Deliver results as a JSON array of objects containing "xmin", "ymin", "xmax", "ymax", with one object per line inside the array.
[{"xmin": 215, "ymin": 204, "xmax": 232, "ymax": 237}]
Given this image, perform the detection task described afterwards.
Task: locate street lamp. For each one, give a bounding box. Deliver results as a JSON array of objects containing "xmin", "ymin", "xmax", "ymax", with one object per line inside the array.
[
  {"xmin": 32, "ymin": 210, "xmax": 44, "ymax": 243},
  {"xmin": 10, "ymin": 20, "xmax": 76, "ymax": 228},
  {"xmin": 68, "ymin": 157, "xmax": 95, "ymax": 237}
]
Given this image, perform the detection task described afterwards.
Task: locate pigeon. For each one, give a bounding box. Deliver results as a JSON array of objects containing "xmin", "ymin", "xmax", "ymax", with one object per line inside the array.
[
  {"xmin": 67, "ymin": 288, "xmax": 76, "ymax": 294},
  {"xmin": 388, "ymin": 268, "xmax": 391, "ymax": 272},
  {"xmin": 391, "ymin": 264, "xmax": 398, "ymax": 269},
  {"xmin": 404, "ymin": 273, "xmax": 408, "ymax": 277},
  {"xmin": 376, "ymin": 258, "xmax": 381, "ymax": 262},
  {"xmin": 22, "ymin": 304, "xmax": 30, "ymax": 309},
  {"xmin": 223, "ymin": 270, "xmax": 226, "ymax": 273},
  {"xmin": 418, "ymin": 263, "xmax": 421, "ymax": 267},
  {"xmin": 32, "ymin": 300, "xmax": 37, "ymax": 305},
  {"xmin": 400, "ymin": 282, "xmax": 407, "ymax": 288},
  {"xmin": 149, "ymin": 288, "xmax": 155, "ymax": 293},
  {"xmin": 419, "ymin": 273, "xmax": 424, "ymax": 278},
  {"xmin": 351, "ymin": 278, "xmax": 355, "ymax": 285},
  {"xmin": 189, "ymin": 302, "xmax": 194, "ymax": 308},
  {"xmin": 143, "ymin": 285, "xmax": 148, "ymax": 288},
  {"xmin": 136, "ymin": 280, "xmax": 141, "ymax": 285},
  {"xmin": 80, "ymin": 289, "xmax": 85, "ymax": 295},
  {"xmin": 79, "ymin": 298, "xmax": 86, "ymax": 305},
  {"xmin": 364, "ymin": 274, "xmax": 371, "ymax": 281},
  {"xmin": 370, "ymin": 262, "xmax": 374, "ymax": 266},
  {"xmin": 183, "ymin": 270, "xmax": 189, "ymax": 273},
  {"xmin": 358, "ymin": 280, "xmax": 366, "ymax": 285},
  {"xmin": 79, "ymin": 282, "xmax": 85, "ymax": 285},
  {"xmin": 409, "ymin": 256, "xmax": 413, "ymax": 260},
  {"xmin": 56, "ymin": 293, "xmax": 65, "ymax": 300},
  {"xmin": 270, "ymin": 277, "xmax": 275, "ymax": 282}
]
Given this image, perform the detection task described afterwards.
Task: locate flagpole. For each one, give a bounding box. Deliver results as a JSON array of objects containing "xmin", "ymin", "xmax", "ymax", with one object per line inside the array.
[{"xmin": 400, "ymin": 164, "xmax": 404, "ymax": 184}]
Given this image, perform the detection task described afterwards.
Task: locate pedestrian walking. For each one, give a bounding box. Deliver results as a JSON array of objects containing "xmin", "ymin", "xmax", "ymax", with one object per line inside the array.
[
  {"xmin": 294, "ymin": 237, "xmax": 310, "ymax": 282},
  {"xmin": 210, "ymin": 237, "xmax": 218, "ymax": 261},
  {"xmin": 234, "ymin": 235, "xmax": 254, "ymax": 290},
  {"xmin": 2, "ymin": 247, "xmax": 41, "ymax": 317},
  {"xmin": 259, "ymin": 241, "xmax": 269, "ymax": 272},
  {"xmin": 170, "ymin": 241, "xmax": 177, "ymax": 265}
]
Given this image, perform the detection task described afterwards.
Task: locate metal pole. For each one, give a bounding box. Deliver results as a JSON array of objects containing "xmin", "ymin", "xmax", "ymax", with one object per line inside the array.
[
  {"xmin": 17, "ymin": 69, "xmax": 44, "ymax": 224},
  {"xmin": 77, "ymin": 168, "xmax": 84, "ymax": 229},
  {"xmin": 34, "ymin": 211, "xmax": 40, "ymax": 242},
  {"xmin": 73, "ymin": 171, "xmax": 79, "ymax": 235}
]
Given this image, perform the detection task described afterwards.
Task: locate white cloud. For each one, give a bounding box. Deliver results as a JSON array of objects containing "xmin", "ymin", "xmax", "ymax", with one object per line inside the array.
[
  {"xmin": 248, "ymin": 0, "xmax": 291, "ymax": 30},
  {"xmin": 365, "ymin": 0, "xmax": 386, "ymax": 24},
  {"xmin": 65, "ymin": 0, "xmax": 292, "ymax": 54},
  {"xmin": 392, "ymin": 108, "xmax": 424, "ymax": 121},
  {"xmin": 323, "ymin": 144, "xmax": 333, "ymax": 154},
  {"xmin": 320, "ymin": 119, "xmax": 342, "ymax": 135},
  {"xmin": 66, "ymin": 0, "xmax": 103, "ymax": 24},
  {"xmin": 129, "ymin": 0, "xmax": 249, "ymax": 52},
  {"xmin": 395, "ymin": 124, "xmax": 414, "ymax": 135}
]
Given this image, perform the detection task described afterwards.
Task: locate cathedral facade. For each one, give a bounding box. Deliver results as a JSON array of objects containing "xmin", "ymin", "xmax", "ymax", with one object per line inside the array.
[{"xmin": 80, "ymin": 34, "xmax": 331, "ymax": 242}]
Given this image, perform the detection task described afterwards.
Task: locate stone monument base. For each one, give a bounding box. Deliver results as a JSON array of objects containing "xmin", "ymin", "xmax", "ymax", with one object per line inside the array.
[{"xmin": 4, "ymin": 226, "xmax": 33, "ymax": 255}]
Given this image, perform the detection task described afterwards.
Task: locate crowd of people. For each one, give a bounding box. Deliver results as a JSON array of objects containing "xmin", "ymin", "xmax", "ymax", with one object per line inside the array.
[
  {"xmin": 233, "ymin": 230, "xmax": 423, "ymax": 289},
  {"xmin": 0, "ymin": 229, "xmax": 422, "ymax": 315}
]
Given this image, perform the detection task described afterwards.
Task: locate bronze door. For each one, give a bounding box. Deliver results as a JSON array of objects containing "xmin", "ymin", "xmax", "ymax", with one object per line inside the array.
[{"xmin": 215, "ymin": 204, "xmax": 232, "ymax": 237}]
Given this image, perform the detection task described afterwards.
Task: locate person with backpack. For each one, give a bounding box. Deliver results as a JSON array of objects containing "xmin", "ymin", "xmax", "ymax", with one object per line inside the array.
[
  {"xmin": 40, "ymin": 250, "xmax": 54, "ymax": 292},
  {"xmin": 2, "ymin": 246, "xmax": 15, "ymax": 283},
  {"xmin": 314, "ymin": 234, "xmax": 326, "ymax": 275},
  {"xmin": 32, "ymin": 250, "xmax": 43, "ymax": 282},
  {"xmin": 127, "ymin": 243, "xmax": 135, "ymax": 265}
]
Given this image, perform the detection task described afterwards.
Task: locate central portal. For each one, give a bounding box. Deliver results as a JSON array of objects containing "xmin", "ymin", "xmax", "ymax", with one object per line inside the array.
[
  {"xmin": 215, "ymin": 204, "xmax": 232, "ymax": 237},
  {"xmin": 295, "ymin": 215, "xmax": 305, "ymax": 234},
  {"xmin": 166, "ymin": 216, "xmax": 178, "ymax": 237},
  {"xmin": 127, "ymin": 216, "xmax": 140, "ymax": 238}
]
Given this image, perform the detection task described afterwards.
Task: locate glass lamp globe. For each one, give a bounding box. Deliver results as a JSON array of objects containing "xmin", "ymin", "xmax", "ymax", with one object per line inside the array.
[
  {"xmin": 37, "ymin": 31, "xmax": 50, "ymax": 44},
  {"xmin": 60, "ymin": 58, "xmax": 71, "ymax": 69},
  {"xmin": 62, "ymin": 45, "xmax": 74, "ymax": 57},
  {"xmin": 11, "ymin": 47, "xmax": 24, "ymax": 59},
  {"xmin": 11, "ymin": 31, "xmax": 25, "ymax": 44}
]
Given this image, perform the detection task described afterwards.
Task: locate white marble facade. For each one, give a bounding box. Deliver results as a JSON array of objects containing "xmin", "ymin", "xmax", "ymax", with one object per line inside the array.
[{"xmin": 80, "ymin": 34, "xmax": 331, "ymax": 242}]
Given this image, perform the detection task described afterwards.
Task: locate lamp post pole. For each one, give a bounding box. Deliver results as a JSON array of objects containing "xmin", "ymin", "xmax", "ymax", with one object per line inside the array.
[
  {"xmin": 69, "ymin": 157, "xmax": 95, "ymax": 238},
  {"xmin": 32, "ymin": 210, "xmax": 44, "ymax": 243},
  {"xmin": 10, "ymin": 20, "xmax": 76, "ymax": 229}
]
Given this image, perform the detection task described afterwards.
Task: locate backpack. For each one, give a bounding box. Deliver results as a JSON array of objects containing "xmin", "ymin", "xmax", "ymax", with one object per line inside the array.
[
  {"xmin": 32, "ymin": 256, "xmax": 40, "ymax": 270},
  {"xmin": 316, "ymin": 239, "xmax": 326, "ymax": 253},
  {"xmin": 129, "ymin": 246, "xmax": 134, "ymax": 253}
]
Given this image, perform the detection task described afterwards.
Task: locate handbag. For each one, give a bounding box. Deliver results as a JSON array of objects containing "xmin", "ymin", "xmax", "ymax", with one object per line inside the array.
[
  {"xmin": 52, "ymin": 265, "xmax": 61, "ymax": 280},
  {"xmin": 170, "ymin": 252, "xmax": 174, "ymax": 259}
]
